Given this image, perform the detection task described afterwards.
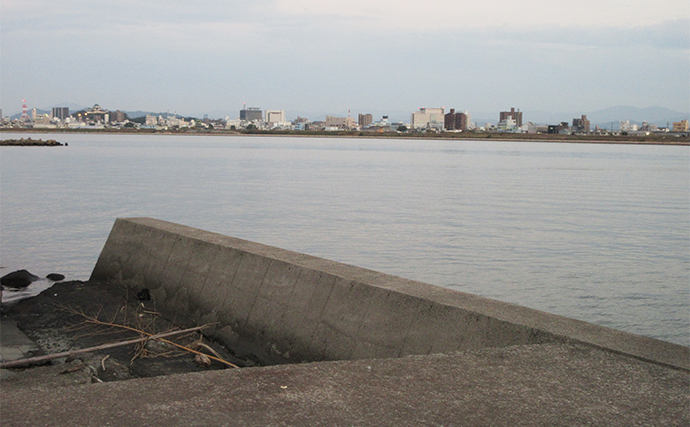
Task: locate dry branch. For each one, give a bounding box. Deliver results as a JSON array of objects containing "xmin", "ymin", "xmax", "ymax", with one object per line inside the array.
[
  {"xmin": 0, "ymin": 326, "xmax": 206, "ymax": 369},
  {"xmin": 81, "ymin": 316, "xmax": 238, "ymax": 368}
]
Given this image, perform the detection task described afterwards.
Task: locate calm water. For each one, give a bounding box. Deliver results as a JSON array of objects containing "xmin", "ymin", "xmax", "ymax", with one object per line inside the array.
[{"xmin": 1, "ymin": 133, "xmax": 688, "ymax": 346}]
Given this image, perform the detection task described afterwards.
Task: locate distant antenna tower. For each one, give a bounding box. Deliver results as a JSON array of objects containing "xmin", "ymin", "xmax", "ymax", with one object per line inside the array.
[{"xmin": 20, "ymin": 100, "xmax": 29, "ymax": 120}]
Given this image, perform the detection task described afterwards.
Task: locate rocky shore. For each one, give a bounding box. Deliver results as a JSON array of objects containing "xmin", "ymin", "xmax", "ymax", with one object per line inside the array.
[
  {"xmin": 0, "ymin": 137, "xmax": 64, "ymax": 146},
  {"xmin": 1, "ymin": 279, "xmax": 256, "ymax": 387}
]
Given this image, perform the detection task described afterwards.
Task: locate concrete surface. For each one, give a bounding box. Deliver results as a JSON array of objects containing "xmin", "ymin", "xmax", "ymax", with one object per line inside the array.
[
  {"xmin": 91, "ymin": 217, "xmax": 689, "ymax": 370},
  {"xmin": 1, "ymin": 217, "xmax": 689, "ymax": 426},
  {"xmin": 1, "ymin": 343, "xmax": 688, "ymax": 426},
  {"xmin": 0, "ymin": 318, "xmax": 40, "ymax": 365}
]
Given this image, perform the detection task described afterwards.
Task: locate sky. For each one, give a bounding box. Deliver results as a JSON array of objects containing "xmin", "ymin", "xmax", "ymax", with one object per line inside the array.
[{"xmin": 1, "ymin": 0, "xmax": 689, "ymax": 121}]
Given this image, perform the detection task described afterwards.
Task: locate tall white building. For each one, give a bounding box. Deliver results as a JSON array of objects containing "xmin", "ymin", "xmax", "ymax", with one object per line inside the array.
[
  {"xmin": 619, "ymin": 120, "xmax": 638, "ymax": 132},
  {"xmin": 266, "ymin": 110, "xmax": 286, "ymax": 124},
  {"xmin": 411, "ymin": 107, "xmax": 445, "ymax": 130}
]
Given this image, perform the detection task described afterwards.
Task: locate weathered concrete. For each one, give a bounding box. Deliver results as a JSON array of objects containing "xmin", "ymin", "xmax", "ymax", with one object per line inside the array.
[
  {"xmin": 0, "ymin": 319, "xmax": 40, "ymax": 365},
  {"xmin": 1, "ymin": 344, "xmax": 688, "ymax": 426},
  {"xmin": 91, "ymin": 217, "xmax": 689, "ymax": 370}
]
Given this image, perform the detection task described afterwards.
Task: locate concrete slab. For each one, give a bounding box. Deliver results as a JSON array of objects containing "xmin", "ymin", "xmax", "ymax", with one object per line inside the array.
[
  {"xmin": 90, "ymin": 218, "xmax": 690, "ymax": 369},
  {"xmin": 0, "ymin": 343, "xmax": 687, "ymax": 426},
  {"xmin": 0, "ymin": 318, "xmax": 40, "ymax": 363}
]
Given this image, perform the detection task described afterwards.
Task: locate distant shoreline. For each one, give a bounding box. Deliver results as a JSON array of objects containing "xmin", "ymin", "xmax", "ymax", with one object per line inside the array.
[{"xmin": 1, "ymin": 128, "xmax": 688, "ymax": 146}]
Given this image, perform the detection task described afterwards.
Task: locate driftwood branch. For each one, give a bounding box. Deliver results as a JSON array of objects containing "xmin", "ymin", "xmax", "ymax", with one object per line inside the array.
[
  {"xmin": 82, "ymin": 316, "xmax": 238, "ymax": 369},
  {"xmin": 0, "ymin": 326, "xmax": 206, "ymax": 369}
]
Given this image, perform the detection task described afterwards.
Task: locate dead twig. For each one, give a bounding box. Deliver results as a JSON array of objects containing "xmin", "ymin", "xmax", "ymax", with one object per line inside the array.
[
  {"xmin": 101, "ymin": 355, "xmax": 110, "ymax": 371},
  {"xmin": 80, "ymin": 316, "xmax": 236, "ymax": 368},
  {"xmin": 0, "ymin": 326, "xmax": 206, "ymax": 369}
]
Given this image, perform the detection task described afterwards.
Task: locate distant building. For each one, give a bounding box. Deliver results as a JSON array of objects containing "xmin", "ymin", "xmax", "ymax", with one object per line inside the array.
[
  {"xmin": 444, "ymin": 109, "xmax": 468, "ymax": 131},
  {"xmin": 547, "ymin": 122, "xmax": 570, "ymax": 134},
  {"xmin": 572, "ymin": 115, "xmax": 590, "ymax": 133},
  {"xmin": 145, "ymin": 115, "xmax": 158, "ymax": 126},
  {"xmin": 672, "ymin": 119, "xmax": 689, "ymax": 132},
  {"xmin": 619, "ymin": 120, "xmax": 638, "ymax": 132},
  {"xmin": 640, "ymin": 122, "xmax": 658, "ymax": 132},
  {"xmin": 325, "ymin": 115, "xmax": 356, "ymax": 130},
  {"xmin": 499, "ymin": 107, "xmax": 523, "ymax": 128},
  {"xmin": 52, "ymin": 107, "xmax": 69, "ymax": 121},
  {"xmin": 113, "ymin": 110, "xmax": 126, "ymax": 122},
  {"xmin": 358, "ymin": 113, "xmax": 373, "ymax": 127},
  {"xmin": 74, "ymin": 104, "xmax": 109, "ymax": 123},
  {"xmin": 240, "ymin": 108, "xmax": 262, "ymax": 122},
  {"xmin": 411, "ymin": 107, "xmax": 445, "ymax": 130},
  {"xmin": 266, "ymin": 110, "xmax": 286, "ymax": 124},
  {"xmin": 498, "ymin": 118, "xmax": 518, "ymax": 132},
  {"xmin": 365, "ymin": 116, "xmax": 405, "ymax": 132}
]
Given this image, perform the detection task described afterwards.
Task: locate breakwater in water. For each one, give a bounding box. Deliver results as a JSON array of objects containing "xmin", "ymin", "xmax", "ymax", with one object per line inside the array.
[
  {"xmin": 0, "ymin": 138, "xmax": 64, "ymax": 146},
  {"xmin": 91, "ymin": 217, "xmax": 689, "ymax": 370}
]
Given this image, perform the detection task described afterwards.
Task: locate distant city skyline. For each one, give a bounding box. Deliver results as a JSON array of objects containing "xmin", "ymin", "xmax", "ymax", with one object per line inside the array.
[
  {"xmin": 4, "ymin": 101, "xmax": 687, "ymax": 128},
  {"xmin": 2, "ymin": 0, "xmax": 688, "ymax": 118}
]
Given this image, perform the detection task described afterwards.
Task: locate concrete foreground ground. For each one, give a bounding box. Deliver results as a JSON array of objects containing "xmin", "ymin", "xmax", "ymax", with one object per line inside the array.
[
  {"xmin": 2, "ymin": 216, "xmax": 688, "ymax": 426},
  {"xmin": 1, "ymin": 316, "xmax": 688, "ymax": 427}
]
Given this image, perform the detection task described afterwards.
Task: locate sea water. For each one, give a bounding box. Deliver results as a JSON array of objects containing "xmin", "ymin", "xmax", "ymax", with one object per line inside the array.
[{"xmin": 1, "ymin": 133, "xmax": 688, "ymax": 345}]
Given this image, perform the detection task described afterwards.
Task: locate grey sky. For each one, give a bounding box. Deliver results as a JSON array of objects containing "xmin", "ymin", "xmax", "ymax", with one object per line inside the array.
[{"xmin": 1, "ymin": 0, "xmax": 688, "ymax": 120}]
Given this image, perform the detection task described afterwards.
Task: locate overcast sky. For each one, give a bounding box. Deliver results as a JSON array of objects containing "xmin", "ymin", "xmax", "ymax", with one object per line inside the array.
[{"xmin": 1, "ymin": 0, "xmax": 688, "ymax": 120}]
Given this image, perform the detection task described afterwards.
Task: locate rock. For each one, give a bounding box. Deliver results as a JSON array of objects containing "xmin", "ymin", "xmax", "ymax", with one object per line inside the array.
[
  {"xmin": 1, "ymin": 270, "xmax": 40, "ymax": 288},
  {"xmin": 195, "ymin": 353, "xmax": 212, "ymax": 367},
  {"xmin": 145, "ymin": 339, "xmax": 176, "ymax": 354},
  {"xmin": 46, "ymin": 273, "xmax": 66, "ymax": 281},
  {"xmin": 136, "ymin": 288, "xmax": 151, "ymax": 301}
]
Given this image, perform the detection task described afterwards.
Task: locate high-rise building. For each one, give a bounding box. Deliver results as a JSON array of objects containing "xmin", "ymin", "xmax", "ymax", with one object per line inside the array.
[
  {"xmin": 572, "ymin": 115, "xmax": 590, "ymax": 133},
  {"xmin": 444, "ymin": 109, "xmax": 468, "ymax": 131},
  {"xmin": 240, "ymin": 108, "xmax": 262, "ymax": 122},
  {"xmin": 411, "ymin": 107, "xmax": 445, "ymax": 130},
  {"xmin": 499, "ymin": 107, "xmax": 522, "ymax": 128},
  {"xmin": 52, "ymin": 107, "xmax": 70, "ymax": 121},
  {"xmin": 358, "ymin": 113, "xmax": 373, "ymax": 127},
  {"xmin": 266, "ymin": 110, "xmax": 286, "ymax": 124},
  {"xmin": 113, "ymin": 110, "xmax": 126, "ymax": 122}
]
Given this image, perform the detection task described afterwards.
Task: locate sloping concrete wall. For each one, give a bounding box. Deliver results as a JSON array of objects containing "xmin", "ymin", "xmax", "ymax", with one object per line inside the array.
[{"xmin": 91, "ymin": 217, "xmax": 688, "ymax": 370}]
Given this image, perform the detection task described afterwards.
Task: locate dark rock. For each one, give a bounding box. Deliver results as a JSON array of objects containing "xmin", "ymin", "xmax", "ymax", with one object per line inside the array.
[
  {"xmin": 136, "ymin": 288, "xmax": 151, "ymax": 301},
  {"xmin": 1, "ymin": 270, "xmax": 40, "ymax": 288},
  {"xmin": 46, "ymin": 273, "xmax": 66, "ymax": 281}
]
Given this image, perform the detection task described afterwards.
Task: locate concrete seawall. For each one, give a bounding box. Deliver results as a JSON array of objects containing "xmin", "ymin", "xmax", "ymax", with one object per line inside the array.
[{"xmin": 91, "ymin": 217, "xmax": 688, "ymax": 370}]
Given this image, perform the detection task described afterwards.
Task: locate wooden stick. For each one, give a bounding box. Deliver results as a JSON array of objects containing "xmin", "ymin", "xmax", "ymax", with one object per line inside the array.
[
  {"xmin": 0, "ymin": 326, "xmax": 206, "ymax": 369},
  {"xmin": 83, "ymin": 317, "xmax": 238, "ymax": 369}
]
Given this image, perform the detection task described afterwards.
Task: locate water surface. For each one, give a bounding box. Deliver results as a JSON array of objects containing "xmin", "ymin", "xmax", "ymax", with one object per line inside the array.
[{"xmin": 1, "ymin": 133, "xmax": 688, "ymax": 345}]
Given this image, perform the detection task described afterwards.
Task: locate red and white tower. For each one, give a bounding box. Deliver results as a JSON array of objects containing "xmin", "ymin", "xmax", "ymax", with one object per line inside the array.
[{"xmin": 20, "ymin": 100, "xmax": 30, "ymax": 120}]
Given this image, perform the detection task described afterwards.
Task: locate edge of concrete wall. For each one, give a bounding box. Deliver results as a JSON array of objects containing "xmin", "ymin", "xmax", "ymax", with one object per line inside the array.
[{"xmin": 91, "ymin": 217, "xmax": 689, "ymax": 371}]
